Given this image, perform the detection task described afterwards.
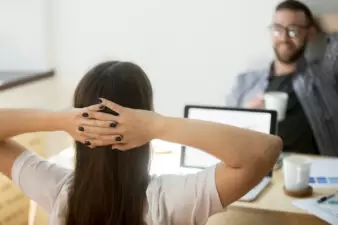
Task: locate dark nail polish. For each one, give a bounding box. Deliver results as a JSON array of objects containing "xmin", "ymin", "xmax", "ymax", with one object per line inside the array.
[
  {"xmin": 110, "ymin": 122, "xmax": 117, "ymax": 128},
  {"xmin": 112, "ymin": 110, "xmax": 119, "ymax": 116},
  {"xmin": 99, "ymin": 105, "xmax": 105, "ymax": 110},
  {"xmin": 115, "ymin": 136, "xmax": 122, "ymax": 142},
  {"xmin": 98, "ymin": 99, "xmax": 102, "ymax": 103},
  {"xmin": 82, "ymin": 113, "xmax": 89, "ymax": 117},
  {"xmin": 78, "ymin": 127, "xmax": 84, "ymax": 132},
  {"xmin": 85, "ymin": 141, "xmax": 91, "ymax": 146}
]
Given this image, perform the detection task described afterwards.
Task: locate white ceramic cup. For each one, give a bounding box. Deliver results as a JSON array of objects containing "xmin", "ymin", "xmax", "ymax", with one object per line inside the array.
[
  {"xmin": 264, "ymin": 92, "xmax": 289, "ymax": 121},
  {"xmin": 283, "ymin": 155, "xmax": 312, "ymax": 192}
]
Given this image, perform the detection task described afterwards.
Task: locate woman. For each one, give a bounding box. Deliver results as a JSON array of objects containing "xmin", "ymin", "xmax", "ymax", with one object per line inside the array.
[{"xmin": 0, "ymin": 61, "xmax": 282, "ymax": 225}]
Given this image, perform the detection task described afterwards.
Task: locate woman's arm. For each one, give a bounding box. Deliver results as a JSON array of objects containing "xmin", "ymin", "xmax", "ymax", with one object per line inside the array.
[
  {"xmin": 86, "ymin": 99, "xmax": 283, "ymax": 207},
  {"xmin": 0, "ymin": 109, "xmax": 64, "ymax": 178},
  {"xmin": 156, "ymin": 116, "xmax": 280, "ymax": 169},
  {"xmin": 0, "ymin": 104, "xmax": 102, "ymax": 140},
  {"xmin": 0, "ymin": 105, "xmax": 103, "ymax": 178},
  {"xmin": 0, "ymin": 109, "xmax": 61, "ymax": 140},
  {"xmin": 0, "ymin": 105, "xmax": 115, "ymax": 213},
  {"xmin": 0, "ymin": 140, "xmax": 72, "ymax": 214},
  {"xmin": 154, "ymin": 116, "xmax": 282, "ymax": 206}
]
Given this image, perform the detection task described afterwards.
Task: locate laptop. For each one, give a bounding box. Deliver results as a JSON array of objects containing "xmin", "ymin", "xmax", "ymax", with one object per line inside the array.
[{"xmin": 180, "ymin": 105, "xmax": 278, "ymax": 202}]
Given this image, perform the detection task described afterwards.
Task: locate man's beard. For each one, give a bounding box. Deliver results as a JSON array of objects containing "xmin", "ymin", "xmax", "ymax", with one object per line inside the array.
[{"xmin": 274, "ymin": 41, "xmax": 307, "ymax": 64}]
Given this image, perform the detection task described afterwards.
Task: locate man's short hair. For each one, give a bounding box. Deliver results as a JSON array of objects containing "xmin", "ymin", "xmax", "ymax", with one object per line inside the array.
[{"xmin": 276, "ymin": 0, "xmax": 315, "ymax": 26}]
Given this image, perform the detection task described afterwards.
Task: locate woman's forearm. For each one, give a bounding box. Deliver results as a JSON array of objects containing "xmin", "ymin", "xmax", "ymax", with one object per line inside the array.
[
  {"xmin": 154, "ymin": 116, "xmax": 282, "ymax": 168},
  {"xmin": 0, "ymin": 109, "xmax": 62, "ymax": 140}
]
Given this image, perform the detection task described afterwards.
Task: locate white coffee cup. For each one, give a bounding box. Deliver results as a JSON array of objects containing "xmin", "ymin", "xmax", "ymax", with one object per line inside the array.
[
  {"xmin": 283, "ymin": 155, "xmax": 312, "ymax": 192},
  {"xmin": 264, "ymin": 92, "xmax": 289, "ymax": 121}
]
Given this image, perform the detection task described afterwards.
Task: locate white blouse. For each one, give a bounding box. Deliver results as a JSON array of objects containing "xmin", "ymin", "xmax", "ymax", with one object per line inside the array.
[{"xmin": 12, "ymin": 151, "xmax": 222, "ymax": 225}]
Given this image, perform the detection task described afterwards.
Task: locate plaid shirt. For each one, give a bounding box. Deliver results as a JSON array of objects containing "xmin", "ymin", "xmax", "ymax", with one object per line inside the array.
[{"xmin": 226, "ymin": 33, "xmax": 338, "ymax": 156}]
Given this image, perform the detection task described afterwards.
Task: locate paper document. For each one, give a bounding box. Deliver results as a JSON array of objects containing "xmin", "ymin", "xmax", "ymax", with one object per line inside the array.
[
  {"xmin": 309, "ymin": 158, "xmax": 338, "ymax": 188},
  {"xmin": 293, "ymin": 194, "xmax": 338, "ymax": 225}
]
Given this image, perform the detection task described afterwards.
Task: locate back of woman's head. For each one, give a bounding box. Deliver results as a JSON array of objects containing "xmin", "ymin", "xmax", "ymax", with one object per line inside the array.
[{"xmin": 66, "ymin": 61, "xmax": 153, "ymax": 225}]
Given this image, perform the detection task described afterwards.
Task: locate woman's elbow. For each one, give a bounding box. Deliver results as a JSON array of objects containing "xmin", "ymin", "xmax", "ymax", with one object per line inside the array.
[
  {"xmin": 269, "ymin": 135, "xmax": 283, "ymax": 155},
  {"xmin": 259, "ymin": 135, "xmax": 283, "ymax": 168}
]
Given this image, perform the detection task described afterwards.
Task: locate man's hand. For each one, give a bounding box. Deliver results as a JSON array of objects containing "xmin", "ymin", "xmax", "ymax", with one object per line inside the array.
[{"xmin": 247, "ymin": 94, "xmax": 264, "ymax": 109}]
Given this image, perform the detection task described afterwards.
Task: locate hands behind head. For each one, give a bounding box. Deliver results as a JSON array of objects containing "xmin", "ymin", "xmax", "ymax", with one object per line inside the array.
[{"xmin": 61, "ymin": 98, "xmax": 161, "ymax": 151}]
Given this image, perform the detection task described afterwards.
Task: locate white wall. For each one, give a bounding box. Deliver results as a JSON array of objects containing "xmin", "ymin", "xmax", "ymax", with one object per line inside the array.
[
  {"xmin": 0, "ymin": 0, "xmax": 52, "ymax": 70},
  {"xmin": 1, "ymin": 0, "xmax": 337, "ymax": 115},
  {"xmin": 53, "ymin": 0, "xmax": 280, "ymax": 116}
]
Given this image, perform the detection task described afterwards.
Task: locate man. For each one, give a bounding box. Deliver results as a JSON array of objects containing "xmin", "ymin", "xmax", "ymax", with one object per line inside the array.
[{"xmin": 226, "ymin": 0, "xmax": 338, "ymax": 156}]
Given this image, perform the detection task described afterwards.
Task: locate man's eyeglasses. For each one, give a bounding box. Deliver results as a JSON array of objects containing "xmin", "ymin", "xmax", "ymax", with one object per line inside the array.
[{"xmin": 268, "ymin": 24, "xmax": 310, "ymax": 38}]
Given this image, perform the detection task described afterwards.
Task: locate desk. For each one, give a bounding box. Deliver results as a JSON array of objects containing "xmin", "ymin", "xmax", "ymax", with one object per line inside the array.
[
  {"xmin": 208, "ymin": 165, "xmax": 336, "ymax": 225},
  {"xmin": 29, "ymin": 147, "xmax": 337, "ymax": 225}
]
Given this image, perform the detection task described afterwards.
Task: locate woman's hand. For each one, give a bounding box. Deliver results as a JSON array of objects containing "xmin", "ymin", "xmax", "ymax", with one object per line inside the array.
[
  {"xmin": 78, "ymin": 98, "xmax": 162, "ymax": 150},
  {"xmin": 58, "ymin": 104, "xmax": 120, "ymax": 145}
]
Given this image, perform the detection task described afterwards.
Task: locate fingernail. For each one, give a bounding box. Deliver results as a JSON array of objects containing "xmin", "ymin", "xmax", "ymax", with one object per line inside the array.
[
  {"xmin": 99, "ymin": 105, "xmax": 105, "ymax": 110},
  {"xmin": 115, "ymin": 136, "xmax": 122, "ymax": 142},
  {"xmin": 112, "ymin": 110, "xmax": 119, "ymax": 116},
  {"xmin": 85, "ymin": 141, "xmax": 91, "ymax": 146},
  {"xmin": 82, "ymin": 113, "xmax": 89, "ymax": 117},
  {"xmin": 110, "ymin": 122, "xmax": 117, "ymax": 128},
  {"xmin": 78, "ymin": 127, "xmax": 84, "ymax": 132},
  {"xmin": 98, "ymin": 99, "xmax": 102, "ymax": 103}
]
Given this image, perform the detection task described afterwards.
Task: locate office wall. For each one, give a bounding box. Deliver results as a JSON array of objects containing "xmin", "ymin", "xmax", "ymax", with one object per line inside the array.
[
  {"xmin": 0, "ymin": 0, "xmax": 52, "ymax": 70},
  {"xmin": 51, "ymin": 0, "xmax": 338, "ymax": 116},
  {"xmin": 1, "ymin": 0, "xmax": 338, "ymax": 114},
  {"xmin": 52, "ymin": 0, "xmax": 278, "ymax": 116}
]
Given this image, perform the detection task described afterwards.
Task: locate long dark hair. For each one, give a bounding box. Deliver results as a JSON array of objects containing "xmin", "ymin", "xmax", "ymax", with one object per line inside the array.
[{"xmin": 66, "ymin": 61, "xmax": 153, "ymax": 225}]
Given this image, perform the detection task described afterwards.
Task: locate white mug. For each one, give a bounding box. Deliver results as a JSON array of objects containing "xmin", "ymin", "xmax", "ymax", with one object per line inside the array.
[
  {"xmin": 283, "ymin": 155, "xmax": 312, "ymax": 192},
  {"xmin": 264, "ymin": 92, "xmax": 289, "ymax": 121}
]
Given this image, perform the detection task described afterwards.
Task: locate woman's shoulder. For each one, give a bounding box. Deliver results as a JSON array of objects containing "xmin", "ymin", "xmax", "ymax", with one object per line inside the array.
[
  {"xmin": 145, "ymin": 166, "xmax": 223, "ymax": 225},
  {"xmin": 51, "ymin": 174, "xmax": 73, "ymax": 224},
  {"xmin": 147, "ymin": 166, "xmax": 216, "ymax": 186}
]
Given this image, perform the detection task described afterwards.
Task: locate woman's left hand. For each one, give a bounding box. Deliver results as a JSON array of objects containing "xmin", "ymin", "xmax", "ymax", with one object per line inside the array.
[{"xmin": 58, "ymin": 104, "xmax": 122, "ymax": 147}]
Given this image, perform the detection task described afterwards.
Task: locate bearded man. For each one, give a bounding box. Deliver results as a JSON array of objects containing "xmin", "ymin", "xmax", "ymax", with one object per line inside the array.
[{"xmin": 226, "ymin": 0, "xmax": 338, "ymax": 156}]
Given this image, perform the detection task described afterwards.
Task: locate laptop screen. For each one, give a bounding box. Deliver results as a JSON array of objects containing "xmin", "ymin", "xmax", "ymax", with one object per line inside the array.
[{"xmin": 180, "ymin": 105, "xmax": 277, "ymax": 169}]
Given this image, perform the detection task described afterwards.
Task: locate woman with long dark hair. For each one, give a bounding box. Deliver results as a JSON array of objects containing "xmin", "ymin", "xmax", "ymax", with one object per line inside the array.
[{"xmin": 0, "ymin": 61, "xmax": 282, "ymax": 225}]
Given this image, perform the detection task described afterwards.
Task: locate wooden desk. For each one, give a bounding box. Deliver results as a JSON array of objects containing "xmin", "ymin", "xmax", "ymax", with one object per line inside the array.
[
  {"xmin": 29, "ymin": 148, "xmax": 337, "ymax": 225},
  {"xmin": 210, "ymin": 166, "xmax": 336, "ymax": 225},
  {"xmin": 231, "ymin": 166, "xmax": 335, "ymax": 214}
]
